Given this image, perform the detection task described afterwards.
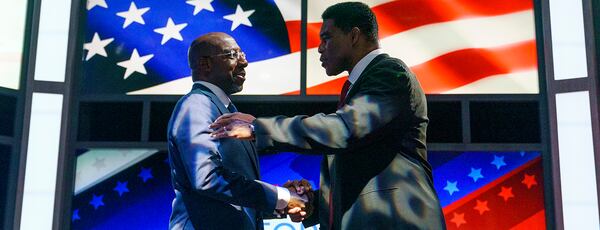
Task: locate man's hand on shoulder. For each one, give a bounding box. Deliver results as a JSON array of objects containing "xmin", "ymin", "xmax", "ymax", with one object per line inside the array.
[{"xmin": 209, "ymin": 112, "xmax": 256, "ymax": 140}]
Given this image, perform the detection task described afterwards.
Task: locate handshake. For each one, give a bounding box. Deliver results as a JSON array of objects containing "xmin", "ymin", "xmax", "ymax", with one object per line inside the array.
[
  {"xmin": 209, "ymin": 114, "xmax": 315, "ymax": 221},
  {"xmin": 278, "ymin": 179, "xmax": 315, "ymax": 222}
]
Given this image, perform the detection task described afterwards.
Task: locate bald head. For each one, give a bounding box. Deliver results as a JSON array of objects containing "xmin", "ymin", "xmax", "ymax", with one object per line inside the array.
[
  {"xmin": 188, "ymin": 32, "xmax": 236, "ymax": 80},
  {"xmin": 187, "ymin": 32, "xmax": 248, "ymax": 95}
]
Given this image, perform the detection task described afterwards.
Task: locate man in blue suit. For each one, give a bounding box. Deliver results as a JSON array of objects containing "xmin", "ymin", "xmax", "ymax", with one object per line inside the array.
[{"xmin": 167, "ymin": 32, "xmax": 309, "ymax": 230}]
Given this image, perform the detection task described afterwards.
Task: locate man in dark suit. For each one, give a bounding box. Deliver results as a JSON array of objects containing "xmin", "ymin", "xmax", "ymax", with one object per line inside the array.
[
  {"xmin": 210, "ymin": 2, "xmax": 446, "ymax": 229},
  {"xmin": 167, "ymin": 32, "xmax": 308, "ymax": 230}
]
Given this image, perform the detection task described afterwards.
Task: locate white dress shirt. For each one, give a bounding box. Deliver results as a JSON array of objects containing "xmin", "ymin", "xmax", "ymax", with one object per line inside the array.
[{"xmin": 346, "ymin": 48, "xmax": 384, "ymax": 93}]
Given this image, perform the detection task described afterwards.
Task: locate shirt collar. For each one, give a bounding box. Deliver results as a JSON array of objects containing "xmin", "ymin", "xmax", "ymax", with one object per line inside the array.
[
  {"xmin": 348, "ymin": 49, "xmax": 384, "ymax": 84},
  {"xmin": 194, "ymin": 81, "xmax": 231, "ymax": 108}
]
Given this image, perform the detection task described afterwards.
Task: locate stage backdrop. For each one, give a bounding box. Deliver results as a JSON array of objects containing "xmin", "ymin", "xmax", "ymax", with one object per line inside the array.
[
  {"xmin": 80, "ymin": 0, "xmax": 539, "ymax": 95},
  {"xmin": 70, "ymin": 150, "xmax": 545, "ymax": 229}
]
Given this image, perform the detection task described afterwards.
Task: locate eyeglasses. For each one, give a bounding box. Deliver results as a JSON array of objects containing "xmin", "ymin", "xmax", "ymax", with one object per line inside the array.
[{"xmin": 212, "ymin": 50, "xmax": 246, "ymax": 60}]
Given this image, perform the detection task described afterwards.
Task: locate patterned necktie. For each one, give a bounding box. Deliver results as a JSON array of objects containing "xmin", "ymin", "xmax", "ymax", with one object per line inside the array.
[{"xmin": 336, "ymin": 80, "xmax": 352, "ymax": 109}]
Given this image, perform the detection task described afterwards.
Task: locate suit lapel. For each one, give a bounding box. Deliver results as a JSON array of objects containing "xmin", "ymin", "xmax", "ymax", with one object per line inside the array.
[
  {"xmin": 344, "ymin": 54, "xmax": 388, "ymax": 103},
  {"xmin": 191, "ymin": 83, "xmax": 261, "ymax": 177},
  {"xmin": 191, "ymin": 83, "xmax": 228, "ymax": 114},
  {"xmin": 246, "ymin": 141, "xmax": 260, "ymax": 177}
]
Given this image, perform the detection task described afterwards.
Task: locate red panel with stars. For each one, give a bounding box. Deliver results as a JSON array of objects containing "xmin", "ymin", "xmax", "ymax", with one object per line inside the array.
[{"xmin": 442, "ymin": 158, "xmax": 545, "ymax": 229}]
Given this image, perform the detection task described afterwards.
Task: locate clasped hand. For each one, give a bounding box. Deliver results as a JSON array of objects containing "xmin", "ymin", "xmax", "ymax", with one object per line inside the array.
[
  {"xmin": 279, "ymin": 179, "xmax": 315, "ymax": 222},
  {"xmin": 211, "ymin": 115, "xmax": 314, "ymax": 221},
  {"xmin": 209, "ymin": 112, "xmax": 256, "ymax": 140}
]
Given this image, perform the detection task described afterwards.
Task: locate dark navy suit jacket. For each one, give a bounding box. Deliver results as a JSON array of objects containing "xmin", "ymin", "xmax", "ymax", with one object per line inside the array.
[{"xmin": 254, "ymin": 54, "xmax": 446, "ymax": 230}]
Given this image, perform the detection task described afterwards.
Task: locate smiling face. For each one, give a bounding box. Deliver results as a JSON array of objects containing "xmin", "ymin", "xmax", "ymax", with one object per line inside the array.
[
  {"xmin": 318, "ymin": 19, "xmax": 353, "ymax": 76},
  {"xmin": 207, "ymin": 36, "xmax": 248, "ymax": 95}
]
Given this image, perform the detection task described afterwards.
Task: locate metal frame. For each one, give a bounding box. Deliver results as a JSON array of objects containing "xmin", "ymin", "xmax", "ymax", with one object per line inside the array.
[
  {"xmin": 539, "ymin": 0, "xmax": 600, "ymax": 228},
  {"xmin": 534, "ymin": 0, "xmax": 557, "ymax": 228},
  {"xmin": 583, "ymin": 0, "xmax": 600, "ymax": 219},
  {"xmin": 51, "ymin": 0, "xmax": 84, "ymax": 228},
  {"xmin": 10, "ymin": 0, "xmax": 41, "ymax": 228}
]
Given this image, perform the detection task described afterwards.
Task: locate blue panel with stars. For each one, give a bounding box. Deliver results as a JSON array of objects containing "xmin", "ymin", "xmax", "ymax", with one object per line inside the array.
[
  {"xmin": 71, "ymin": 151, "xmax": 174, "ymax": 230},
  {"xmin": 82, "ymin": 0, "xmax": 295, "ymax": 95},
  {"xmin": 70, "ymin": 149, "xmax": 542, "ymax": 229},
  {"xmin": 431, "ymin": 151, "xmax": 540, "ymax": 207}
]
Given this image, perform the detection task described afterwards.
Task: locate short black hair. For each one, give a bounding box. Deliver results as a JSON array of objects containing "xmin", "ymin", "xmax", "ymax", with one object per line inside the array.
[{"xmin": 322, "ymin": 2, "xmax": 378, "ymax": 42}]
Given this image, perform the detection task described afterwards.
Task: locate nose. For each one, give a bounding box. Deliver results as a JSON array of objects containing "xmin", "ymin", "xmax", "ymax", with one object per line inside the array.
[
  {"xmin": 237, "ymin": 54, "xmax": 248, "ymax": 67},
  {"xmin": 318, "ymin": 41, "xmax": 324, "ymax": 53}
]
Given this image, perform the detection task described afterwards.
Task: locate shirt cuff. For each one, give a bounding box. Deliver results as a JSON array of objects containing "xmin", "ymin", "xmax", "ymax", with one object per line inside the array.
[{"xmin": 275, "ymin": 186, "xmax": 290, "ymax": 210}]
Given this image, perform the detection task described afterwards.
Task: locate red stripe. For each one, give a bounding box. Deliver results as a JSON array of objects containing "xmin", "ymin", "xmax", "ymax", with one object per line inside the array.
[
  {"xmin": 300, "ymin": 0, "xmax": 533, "ymax": 49},
  {"xmin": 283, "ymin": 76, "xmax": 348, "ymax": 95},
  {"xmin": 509, "ymin": 211, "xmax": 546, "ymax": 230},
  {"xmin": 292, "ymin": 40, "xmax": 536, "ymax": 95},
  {"xmin": 413, "ymin": 40, "xmax": 537, "ymax": 93},
  {"xmin": 285, "ymin": 21, "xmax": 302, "ymax": 53}
]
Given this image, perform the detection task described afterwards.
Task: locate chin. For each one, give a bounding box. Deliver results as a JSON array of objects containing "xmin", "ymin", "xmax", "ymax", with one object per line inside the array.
[
  {"xmin": 229, "ymin": 86, "xmax": 243, "ymax": 94},
  {"xmin": 325, "ymin": 68, "xmax": 342, "ymax": 76}
]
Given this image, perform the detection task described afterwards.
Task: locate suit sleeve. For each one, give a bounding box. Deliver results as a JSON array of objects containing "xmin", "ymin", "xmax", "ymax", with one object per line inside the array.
[
  {"xmin": 170, "ymin": 94, "xmax": 278, "ymax": 211},
  {"xmin": 302, "ymin": 189, "xmax": 320, "ymax": 227},
  {"xmin": 254, "ymin": 61, "xmax": 415, "ymax": 153}
]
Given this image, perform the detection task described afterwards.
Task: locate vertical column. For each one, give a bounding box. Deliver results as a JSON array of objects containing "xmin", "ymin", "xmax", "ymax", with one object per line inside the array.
[
  {"xmin": 14, "ymin": 0, "xmax": 74, "ymax": 229},
  {"xmin": 543, "ymin": 0, "xmax": 600, "ymax": 228},
  {"xmin": 0, "ymin": 0, "xmax": 29, "ymax": 229}
]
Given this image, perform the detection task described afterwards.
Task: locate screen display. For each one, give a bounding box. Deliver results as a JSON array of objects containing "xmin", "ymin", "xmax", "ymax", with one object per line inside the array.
[
  {"xmin": 306, "ymin": 0, "xmax": 539, "ymax": 95},
  {"xmin": 80, "ymin": 0, "xmax": 539, "ymax": 96},
  {"xmin": 81, "ymin": 0, "xmax": 300, "ymax": 95},
  {"xmin": 0, "ymin": 1, "xmax": 27, "ymax": 90},
  {"xmin": 70, "ymin": 150, "xmax": 545, "ymax": 229}
]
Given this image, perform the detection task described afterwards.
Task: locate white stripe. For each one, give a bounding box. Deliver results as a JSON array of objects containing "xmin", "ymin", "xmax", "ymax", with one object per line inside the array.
[
  {"xmin": 275, "ymin": 0, "xmax": 394, "ymax": 22},
  {"xmin": 307, "ymin": 11, "xmax": 535, "ymax": 87},
  {"xmin": 273, "ymin": 0, "xmax": 302, "ymax": 22},
  {"xmin": 383, "ymin": 10, "xmax": 535, "ymax": 66},
  {"xmin": 128, "ymin": 52, "xmax": 300, "ymax": 95},
  {"xmin": 74, "ymin": 149, "xmax": 159, "ymax": 195},
  {"xmin": 441, "ymin": 69, "xmax": 539, "ymax": 94},
  {"xmin": 241, "ymin": 52, "xmax": 300, "ymax": 94},
  {"xmin": 128, "ymin": 77, "xmax": 191, "ymax": 95}
]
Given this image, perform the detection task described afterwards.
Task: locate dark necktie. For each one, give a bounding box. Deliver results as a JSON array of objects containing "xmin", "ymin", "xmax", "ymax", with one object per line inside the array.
[
  {"xmin": 227, "ymin": 103, "xmax": 238, "ymax": 113},
  {"xmin": 337, "ymin": 80, "xmax": 352, "ymax": 109}
]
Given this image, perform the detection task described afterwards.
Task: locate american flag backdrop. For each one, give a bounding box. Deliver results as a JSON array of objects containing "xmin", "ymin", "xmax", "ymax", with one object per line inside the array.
[
  {"xmin": 303, "ymin": 0, "xmax": 539, "ymax": 94},
  {"xmin": 82, "ymin": 0, "xmax": 301, "ymax": 95},
  {"xmin": 81, "ymin": 0, "xmax": 539, "ymax": 96},
  {"xmin": 70, "ymin": 150, "xmax": 545, "ymax": 229}
]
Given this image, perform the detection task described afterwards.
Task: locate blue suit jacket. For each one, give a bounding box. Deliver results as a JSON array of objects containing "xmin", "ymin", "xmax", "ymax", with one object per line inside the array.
[{"xmin": 167, "ymin": 83, "xmax": 278, "ymax": 230}]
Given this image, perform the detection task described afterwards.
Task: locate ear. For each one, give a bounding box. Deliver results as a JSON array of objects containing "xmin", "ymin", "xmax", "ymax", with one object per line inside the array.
[
  {"xmin": 350, "ymin": 27, "xmax": 361, "ymax": 46},
  {"xmin": 199, "ymin": 57, "xmax": 211, "ymax": 72}
]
